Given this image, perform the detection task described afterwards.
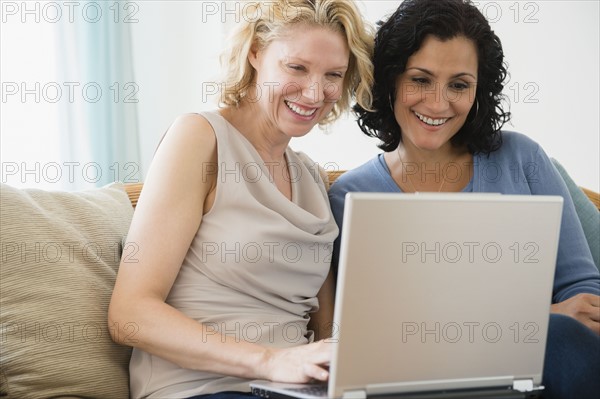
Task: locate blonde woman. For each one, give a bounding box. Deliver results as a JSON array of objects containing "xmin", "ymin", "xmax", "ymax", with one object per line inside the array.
[{"xmin": 108, "ymin": 1, "xmax": 374, "ymax": 398}]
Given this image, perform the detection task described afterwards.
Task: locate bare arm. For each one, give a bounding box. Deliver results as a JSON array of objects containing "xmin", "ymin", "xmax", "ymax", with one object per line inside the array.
[{"xmin": 108, "ymin": 114, "xmax": 330, "ymax": 382}]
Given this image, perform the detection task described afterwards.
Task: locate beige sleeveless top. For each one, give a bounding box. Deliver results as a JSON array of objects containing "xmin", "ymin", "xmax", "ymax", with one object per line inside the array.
[{"xmin": 129, "ymin": 111, "xmax": 339, "ymax": 398}]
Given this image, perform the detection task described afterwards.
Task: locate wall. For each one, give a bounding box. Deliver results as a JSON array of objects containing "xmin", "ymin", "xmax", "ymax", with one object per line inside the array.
[{"xmin": 130, "ymin": 0, "xmax": 599, "ymax": 191}]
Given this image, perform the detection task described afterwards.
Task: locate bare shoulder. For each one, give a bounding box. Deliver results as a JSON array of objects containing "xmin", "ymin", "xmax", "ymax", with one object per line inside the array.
[
  {"xmin": 151, "ymin": 113, "xmax": 218, "ymax": 182},
  {"xmin": 171, "ymin": 112, "xmax": 215, "ymax": 134},
  {"xmin": 139, "ymin": 112, "xmax": 220, "ymax": 216},
  {"xmin": 162, "ymin": 113, "xmax": 217, "ymax": 153}
]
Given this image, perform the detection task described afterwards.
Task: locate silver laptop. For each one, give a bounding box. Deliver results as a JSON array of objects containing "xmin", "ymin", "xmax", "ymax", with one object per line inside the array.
[{"xmin": 251, "ymin": 192, "xmax": 563, "ymax": 399}]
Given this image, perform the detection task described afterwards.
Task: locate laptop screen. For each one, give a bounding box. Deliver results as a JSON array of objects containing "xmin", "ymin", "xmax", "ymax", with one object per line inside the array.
[{"xmin": 329, "ymin": 193, "xmax": 562, "ymax": 397}]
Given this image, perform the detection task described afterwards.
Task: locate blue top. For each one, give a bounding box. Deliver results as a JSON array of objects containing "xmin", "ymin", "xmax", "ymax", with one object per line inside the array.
[{"xmin": 329, "ymin": 131, "xmax": 600, "ymax": 302}]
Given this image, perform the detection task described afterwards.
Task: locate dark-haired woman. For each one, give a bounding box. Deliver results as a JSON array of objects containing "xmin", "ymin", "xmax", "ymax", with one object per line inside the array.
[{"xmin": 329, "ymin": 1, "xmax": 599, "ymax": 398}]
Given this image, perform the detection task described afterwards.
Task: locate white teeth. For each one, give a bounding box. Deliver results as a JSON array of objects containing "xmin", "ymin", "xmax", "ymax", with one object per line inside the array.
[
  {"xmin": 285, "ymin": 101, "xmax": 317, "ymax": 117},
  {"xmin": 414, "ymin": 111, "xmax": 448, "ymax": 126}
]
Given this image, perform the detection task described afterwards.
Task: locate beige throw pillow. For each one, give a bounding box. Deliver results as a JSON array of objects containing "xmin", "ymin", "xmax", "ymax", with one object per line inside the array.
[{"xmin": 1, "ymin": 183, "xmax": 134, "ymax": 398}]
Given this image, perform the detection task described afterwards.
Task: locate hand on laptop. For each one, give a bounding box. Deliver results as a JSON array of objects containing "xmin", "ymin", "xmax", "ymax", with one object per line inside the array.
[
  {"xmin": 551, "ymin": 293, "xmax": 600, "ymax": 334},
  {"xmin": 261, "ymin": 339, "xmax": 332, "ymax": 383}
]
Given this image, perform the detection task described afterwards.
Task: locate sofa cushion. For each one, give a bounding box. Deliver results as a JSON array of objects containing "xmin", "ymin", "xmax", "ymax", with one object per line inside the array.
[{"xmin": 0, "ymin": 182, "xmax": 134, "ymax": 398}]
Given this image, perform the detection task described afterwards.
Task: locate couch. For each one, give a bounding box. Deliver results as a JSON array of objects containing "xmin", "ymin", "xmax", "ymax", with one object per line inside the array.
[{"xmin": 1, "ymin": 167, "xmax": 598, "ymax": 399}]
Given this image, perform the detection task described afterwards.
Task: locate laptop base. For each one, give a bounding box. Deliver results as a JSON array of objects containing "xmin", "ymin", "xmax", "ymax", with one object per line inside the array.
[
  {"xmin": 251, "ymin": 385, "xmax": 542, "ymax": 399},
  {"xmin": 366, "ymin": 387, "xmax": 541, "ymax": 399}
]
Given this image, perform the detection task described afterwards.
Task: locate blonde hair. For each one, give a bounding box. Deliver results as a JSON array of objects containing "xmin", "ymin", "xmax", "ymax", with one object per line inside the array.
[{"xmin": 219, "ymin": 0, "xmax": 374, "ymax": 124}]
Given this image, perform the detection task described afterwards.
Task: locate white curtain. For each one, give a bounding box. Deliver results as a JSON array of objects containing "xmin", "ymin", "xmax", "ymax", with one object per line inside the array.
[
  {"xmin": 1, "ymin": 1, "xmax": 140, "ymax": 190},
  {"xmin": 57, "ymin": 1, "xmax": 141, "ymax": 188}
]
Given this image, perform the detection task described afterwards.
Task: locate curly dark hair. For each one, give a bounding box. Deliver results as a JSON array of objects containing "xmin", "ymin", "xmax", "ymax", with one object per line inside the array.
[{"xmin": 354, "ymin": 0, "xmax": 511, "ymax": 154}]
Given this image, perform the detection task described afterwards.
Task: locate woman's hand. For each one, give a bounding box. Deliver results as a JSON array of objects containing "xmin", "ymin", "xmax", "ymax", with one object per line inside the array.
[
  {"xmin": 261, "ymin": 340, "xmax": 332, "ymax": 383},
  {"xmin": 551, "ymin": 293, "xmax": 600, "ymax": 334}
]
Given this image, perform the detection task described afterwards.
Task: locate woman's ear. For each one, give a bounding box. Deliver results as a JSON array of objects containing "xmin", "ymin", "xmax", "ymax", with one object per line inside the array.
[{"xmin": 248, "ymin": 44, "xmax": 260, "ymax": 69}]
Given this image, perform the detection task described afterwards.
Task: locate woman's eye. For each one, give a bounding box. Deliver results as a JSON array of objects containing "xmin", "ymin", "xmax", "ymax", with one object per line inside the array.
[
  {"xmin": 450, "ymin": 82, "xmax": 470, "ymax": 90},
  {"xmin": 287, "ymin": 64, "xmax": 304, "ymax": 71},
  {"xmin": 328, "ymin": 72, "xmax": 344, "ymax": 79},
  {"xmin": 411, "ymin": 77, "xmax": 429, "ymax": 85}
]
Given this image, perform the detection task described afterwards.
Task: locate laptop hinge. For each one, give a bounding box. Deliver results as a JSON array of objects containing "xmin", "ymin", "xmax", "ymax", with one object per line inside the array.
[
  {"xmin": 512, "ymin": 379, "xmax": 534, "ymax": 392},
  {"xmin": 342, "ymin": 389, "xmax": 367, "ymax": 399}
]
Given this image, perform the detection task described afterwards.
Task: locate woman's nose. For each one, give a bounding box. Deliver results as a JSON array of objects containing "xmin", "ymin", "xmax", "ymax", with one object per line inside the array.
[
  {"xmin": 300, "ymin": 78, "xmax": 326, "ymax": 104},
  {"xmin": 421, "ymin": 83, "xmax": 450, "ymax": 113}
]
